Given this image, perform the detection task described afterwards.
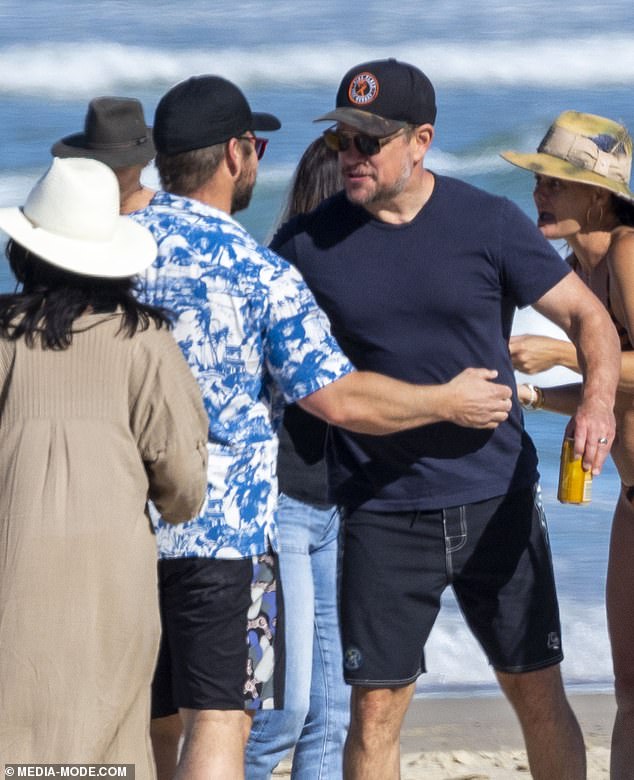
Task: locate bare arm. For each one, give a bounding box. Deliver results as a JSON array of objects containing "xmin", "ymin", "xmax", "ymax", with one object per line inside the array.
[
  {"xmin": 297, "ymin": 367, "xmax": 513, "ymax": 435},
  {"xmin": 510, "ymin": 333, "xmax": 634, "ymax": 393},
  {"xmin": 532, "ymin": 272, "xmax": 620, "ymax": 474},
  {"xmin": 509, "ymin": 334, "xmax": 580, "ymax": 375},
  {"xmin": 517, "ymin": 380, "xmax": 581, "ymax": 417}
]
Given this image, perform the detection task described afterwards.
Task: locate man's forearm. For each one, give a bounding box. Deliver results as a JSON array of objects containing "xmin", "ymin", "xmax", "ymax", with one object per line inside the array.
[
  {"xmin": 298, "ymin": 368, "xmax": 512, "ymax": 435},
  {"xmin": 571, "ymin": 307, "xmax": 621, "ymax": 406},
  {"xmin": 300, "ymin": 371, "xmax": 450, "ymax": 434},
  {"xmin": 564, "ymin": 307, "xmax": 620, "ymax": 472}
]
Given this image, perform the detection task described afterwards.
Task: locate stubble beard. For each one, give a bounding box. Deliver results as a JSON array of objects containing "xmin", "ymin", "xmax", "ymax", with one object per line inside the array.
[
  {"xmin": 231, "ymin": 166, "xmax": 256, "ymax": 214},
  {"xmin": 345, "ymin": 158, "xmax": 414, "ymax": 208}
]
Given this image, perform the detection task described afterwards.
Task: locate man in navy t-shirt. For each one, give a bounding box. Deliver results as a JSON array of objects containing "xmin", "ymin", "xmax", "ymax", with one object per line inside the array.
[{"xmin": 271, "ymin": 58, "xmax": 620, "ymax": 780}]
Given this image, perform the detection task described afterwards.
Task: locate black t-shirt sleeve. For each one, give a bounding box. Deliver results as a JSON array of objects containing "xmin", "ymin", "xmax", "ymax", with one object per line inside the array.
[{"xmin": 497, "ymin": 197, "xmax": 572, "ymax": 308}]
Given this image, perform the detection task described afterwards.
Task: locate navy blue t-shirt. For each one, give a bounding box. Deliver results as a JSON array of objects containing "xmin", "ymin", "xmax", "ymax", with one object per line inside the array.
[{"xmin": 271, "ymin": 174, "xmax": 571, "ymax": 511}]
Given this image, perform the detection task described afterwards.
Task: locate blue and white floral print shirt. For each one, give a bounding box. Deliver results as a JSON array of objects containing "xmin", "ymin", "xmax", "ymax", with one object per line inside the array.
[{"xmin": 135, "ymin": 192, "xmax": 354, "ymax": 559}]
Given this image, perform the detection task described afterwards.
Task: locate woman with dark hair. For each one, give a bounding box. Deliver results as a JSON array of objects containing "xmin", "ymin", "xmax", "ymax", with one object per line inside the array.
[
  {"xmin": 276, "ymin": 135, "xmax": 345, "ymax": 226},
  {"xmin": 246, "ymin": 137, "xmax": 349, "ymax": 780},
  {"xmin": 0, "ymin": 158, "xmax": 208, "ymax": 773},
  {"xmin": 0, "ymin": 240, "xmax": 166, "ymax": 347},
  {"xmin": 502, "ymin": 111, "xmax": 634, "ymax": 779}
]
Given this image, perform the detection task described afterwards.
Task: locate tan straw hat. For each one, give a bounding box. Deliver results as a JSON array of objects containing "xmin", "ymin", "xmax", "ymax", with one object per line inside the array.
[
  {"xmin": 501, "ymin": 110, "xmax": 634, "ymax": 204},
  {"xmin": 0, "ymin": 157, "xmax": 157, "ymax": 278}
]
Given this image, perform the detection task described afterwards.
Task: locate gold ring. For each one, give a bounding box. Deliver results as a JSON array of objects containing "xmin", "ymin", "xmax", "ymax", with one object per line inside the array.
[{"xmin": 598, "ymin": 437, "xmax": 609, "ymax": 445}]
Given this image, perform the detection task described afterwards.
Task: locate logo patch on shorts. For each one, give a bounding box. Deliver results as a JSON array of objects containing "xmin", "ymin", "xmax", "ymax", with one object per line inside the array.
[
  {"xmin": 547, "ymin": 632, "xmax": 561, "ymax": 651},
  {"xmin": 348, "ymin": 72, "xmax": 379, "ymax": 106},
  {"xmin": 344, "ymin": 645, "xmax": 363, "ymax": 671}
]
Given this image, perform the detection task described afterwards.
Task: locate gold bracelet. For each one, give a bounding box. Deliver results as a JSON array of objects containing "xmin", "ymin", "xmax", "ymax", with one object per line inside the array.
[{"xmin": 536, "ymin": 385, "xmax": 545, "ymax": 409}]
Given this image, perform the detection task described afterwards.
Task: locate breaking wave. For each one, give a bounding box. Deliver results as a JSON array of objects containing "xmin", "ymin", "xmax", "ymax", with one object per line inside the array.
[{"xmin": 2, "ymin": 36, "xmax": 634, "ymax": 98}]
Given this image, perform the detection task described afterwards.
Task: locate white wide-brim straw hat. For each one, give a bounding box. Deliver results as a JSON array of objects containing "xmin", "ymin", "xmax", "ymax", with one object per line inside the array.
[
  {"xmin": 501, "ymin": 110, "xmax": 634, "ymax": 205},
  {"xmin": 0, "ymin": 157, "xmax": 157, "ymax": 278}
]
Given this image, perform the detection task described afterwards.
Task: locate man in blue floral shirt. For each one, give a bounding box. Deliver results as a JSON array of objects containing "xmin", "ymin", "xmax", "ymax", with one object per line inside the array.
[{"xmin": 134, "ymin": 74, "xmax": 513, "ymax": 779}]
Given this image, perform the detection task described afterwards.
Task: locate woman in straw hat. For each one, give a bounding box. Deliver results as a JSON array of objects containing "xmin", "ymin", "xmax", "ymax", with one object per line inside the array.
[
  {"xmin": 502, "ymin": 110, "xmax": 634, "ymax": 778},
  {"xmin": 0, "ymin": 157, "xmax": 207, "ymax": 773}
]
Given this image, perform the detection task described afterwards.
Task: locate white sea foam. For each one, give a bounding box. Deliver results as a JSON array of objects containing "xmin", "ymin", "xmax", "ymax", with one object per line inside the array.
[
  {"xmin": 2, "ymin": 36, "xmax": 634, "ymax": 98},
  {"xmin": 0, "ymin": 171, "xmax": 40, "ymax": 206},
  {"xmin": 418, "ymin": 593, "xmax": 611, "ymax": 694}
]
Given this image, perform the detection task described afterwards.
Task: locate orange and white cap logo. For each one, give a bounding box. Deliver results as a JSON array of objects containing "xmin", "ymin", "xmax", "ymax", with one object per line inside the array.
[{"xmin": 348, "ymin": 72, "xmax": 379, "ymax": 106}]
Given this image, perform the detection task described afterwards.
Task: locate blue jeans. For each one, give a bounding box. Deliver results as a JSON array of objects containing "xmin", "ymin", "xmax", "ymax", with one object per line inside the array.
[{"xmin": 245, "ymin": 494, "xmax": 350, "ymax": 779}]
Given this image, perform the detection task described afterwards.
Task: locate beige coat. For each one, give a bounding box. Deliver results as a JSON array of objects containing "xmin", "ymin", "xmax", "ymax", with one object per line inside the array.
[{"xmin": 0, "ymin": 313, "xmax": 208, "ymax": 776}]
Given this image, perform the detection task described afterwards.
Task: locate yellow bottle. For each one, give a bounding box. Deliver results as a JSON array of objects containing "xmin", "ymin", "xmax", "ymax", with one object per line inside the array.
[{"xmin": 557, "ymin": 437, "xmax": 592, "ymax": 504}]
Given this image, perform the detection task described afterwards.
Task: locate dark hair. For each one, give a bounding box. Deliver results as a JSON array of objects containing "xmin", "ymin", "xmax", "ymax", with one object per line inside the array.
[
  {"xmin": 278, "ymin": 137, "xmax": 343, "ymax": 224},
  {"xmin": 0, "ymin": 240, "xmax": 171, "ymax": 349},
  {"xmin": 612, "ymin": 194, "xmax": 634, "ymax": 227},
  {"xmin": 156, "ymin": 143, "xmax": 226, "ymax": 196}
]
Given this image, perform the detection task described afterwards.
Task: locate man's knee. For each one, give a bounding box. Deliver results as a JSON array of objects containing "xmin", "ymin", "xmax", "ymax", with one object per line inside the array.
[
  {"xmin": 151, "ymin": 713, "xmax": 182, "ymax": 744},
  {"xmin": 350, "ymin": 685, "xmax": 413, "ymax": 738},
  {"xmin": 151, "ymin": 714, "xmax": 183, "ymax": 780},
  {"xmin": 179, "ymin": 708, "xmax": 252, "ymax": 756},
  {"xmin": 497, "ymin": 664, "xmax": 568, "ymax": 715},
  {"xmin": 180, "ymin": 706, "xmax": 249, "ymax": 738},
  {"xmin": 614, "ymin": 669, "xmax": 634, "ymax": 711}
]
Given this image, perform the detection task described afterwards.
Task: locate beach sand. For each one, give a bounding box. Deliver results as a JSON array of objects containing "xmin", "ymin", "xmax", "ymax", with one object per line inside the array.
[{"xmin": 272, "ymin": 691, "xmax": 615, "ymax": 778}]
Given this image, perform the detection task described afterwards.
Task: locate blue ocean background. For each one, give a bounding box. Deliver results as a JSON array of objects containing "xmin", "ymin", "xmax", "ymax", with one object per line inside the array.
[{"xmin": 1, "ymin": 0, "xmax": 633, "ymax": 697}]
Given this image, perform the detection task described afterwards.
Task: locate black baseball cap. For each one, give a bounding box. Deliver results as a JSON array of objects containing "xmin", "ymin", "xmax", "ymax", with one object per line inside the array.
[
  {"xmin": 153, "ymin": 75, "xmax": 281, "ymax": 155},
  {"xmin": 315, "ymin": 58, "xmax": 437, "ymax": 137}
]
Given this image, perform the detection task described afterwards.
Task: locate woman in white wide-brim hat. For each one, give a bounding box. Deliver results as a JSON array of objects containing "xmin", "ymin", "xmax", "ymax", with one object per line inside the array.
[
  {"xmin": 502, "ymin": 110, "xmax": 634, "ymax": 779},
  {"xmin": 0, "ymin": 157, "xmax": 208, "ymax": 773}
]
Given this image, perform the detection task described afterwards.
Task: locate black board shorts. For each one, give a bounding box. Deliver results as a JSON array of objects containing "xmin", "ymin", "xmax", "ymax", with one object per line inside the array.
[
  {"xmin": 152, "ymin": 552, "xmax": 285, "ymax": 715},
  {"xmin": 340, "ymin": 484, "xmax": 563, "ymax": 686}
]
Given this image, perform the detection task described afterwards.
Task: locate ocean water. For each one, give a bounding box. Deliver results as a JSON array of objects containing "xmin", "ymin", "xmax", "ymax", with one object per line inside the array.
[{"xmin": 1, "ymin": 0, "xmax": 633, "ymax": 696}]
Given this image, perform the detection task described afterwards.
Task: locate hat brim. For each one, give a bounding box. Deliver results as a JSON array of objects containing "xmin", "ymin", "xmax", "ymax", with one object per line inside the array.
[
  {"xmin": 501, "ymin": 150, "xmax": 634, "ymax": 205},
  {"xmin": 0, "ymin": 207, "xmax": 157, "ymax": 278},
  {"xmin": 313, "ymin": 107, "xmax": 406, "ymax": 137},
  {"xmin": 251, "ymin": 112, "xmax": 281, "ymax": 132},
  {"xmin": 51, "ymin": 131, "xmax": 156, "ymax": 169}
]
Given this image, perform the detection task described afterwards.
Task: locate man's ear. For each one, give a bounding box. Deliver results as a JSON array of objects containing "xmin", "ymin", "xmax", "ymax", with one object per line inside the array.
[
  {"xmin": 413, "ymin": 123, "xmax": 434, "ymax": 162},
  {"xmin": 225, "ymin": 137, "xmax": 243, "ymax": 178}
]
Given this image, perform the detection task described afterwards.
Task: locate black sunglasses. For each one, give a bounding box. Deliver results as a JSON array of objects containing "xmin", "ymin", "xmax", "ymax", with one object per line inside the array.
[
  {"xmin": 237, "ymin": 135, "xmax": 268, "ymax": 160},
  {"xmin": 322, "ymin": 127, "xmax": 404, "ymax": 157}
]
